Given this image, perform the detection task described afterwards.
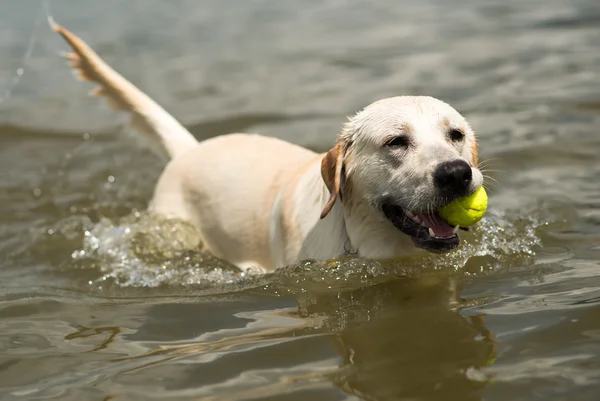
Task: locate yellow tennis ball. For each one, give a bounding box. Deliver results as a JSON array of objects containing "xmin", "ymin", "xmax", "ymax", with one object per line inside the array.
[{"xmin": 439, "ymin": 187, "xmax": 488, "ymax": 227}]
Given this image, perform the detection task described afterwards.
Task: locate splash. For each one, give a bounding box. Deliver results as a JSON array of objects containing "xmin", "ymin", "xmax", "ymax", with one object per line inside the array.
[
  {"xmin": 71, "ymin": 213, "xmax": 252, "ymax": 288},
  {"xmin": 261, "ymin": 208, "xmax": 544, "ymax": 295},
  {"xmin": 416, "ymin": 208, "xmax": 543, "ymax": 274},
  {"xmin": 69, "ymin": 206, "xmax": 544, "ymax": 292}
]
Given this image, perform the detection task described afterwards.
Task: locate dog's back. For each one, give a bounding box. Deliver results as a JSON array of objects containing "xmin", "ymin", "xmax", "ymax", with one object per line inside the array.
[{"xmin": 151, "ymin": 133, "xmax": 319, "ymax": 270}]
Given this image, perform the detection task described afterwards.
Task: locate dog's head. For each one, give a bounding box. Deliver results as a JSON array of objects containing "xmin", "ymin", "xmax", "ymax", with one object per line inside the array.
[{"xmin": 321, "ymin": 96, "xmax": 483, "ymax": 254}]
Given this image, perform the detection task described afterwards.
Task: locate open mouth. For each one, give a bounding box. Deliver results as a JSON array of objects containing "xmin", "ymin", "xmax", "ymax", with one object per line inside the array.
[{"xmin": 381, "ymin": 203, "xmax": 461, "ymax": 253}]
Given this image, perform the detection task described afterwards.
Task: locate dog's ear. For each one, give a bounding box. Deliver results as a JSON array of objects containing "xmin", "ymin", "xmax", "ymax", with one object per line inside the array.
[{"xmin": 320, "ymin": 142, "xmax": 345, "ymax": 219}]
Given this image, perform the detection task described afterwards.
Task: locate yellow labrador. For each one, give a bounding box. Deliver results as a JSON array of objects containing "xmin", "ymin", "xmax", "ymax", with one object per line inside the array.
[{"xmin": 54, "ymin": 25, "xmax": 483, "ymax": 272}]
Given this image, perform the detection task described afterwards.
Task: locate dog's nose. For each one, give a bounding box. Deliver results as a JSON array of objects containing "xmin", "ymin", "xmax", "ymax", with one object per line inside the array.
[{"xmin": 434, "ymin": 160, "xmax": 472, "ymax": 196}]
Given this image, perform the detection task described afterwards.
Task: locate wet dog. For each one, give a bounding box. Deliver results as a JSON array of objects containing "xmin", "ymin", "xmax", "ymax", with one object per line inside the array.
[{"xmin": 54, "ymin": 25, "xmax": 483, "ymax": 272}]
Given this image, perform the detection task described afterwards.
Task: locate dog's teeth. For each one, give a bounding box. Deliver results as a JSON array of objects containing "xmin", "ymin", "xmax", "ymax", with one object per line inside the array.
[
  {"xmin": 453, "ymin": 225, "xmax": 460, "ymax": 234},
  {"xmin": 405, "ymin": 210, "xmax": 415, "ymax": 219},
  {"xmin": 428, "ymin": 228, "xmax": 435, "ymax": 237}
]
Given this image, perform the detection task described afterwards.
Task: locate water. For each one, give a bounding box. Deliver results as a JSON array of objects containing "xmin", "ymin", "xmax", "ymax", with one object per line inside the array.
[{"xmin": 1, "ymin": 0, "xmax": 600, "ymax": 399}]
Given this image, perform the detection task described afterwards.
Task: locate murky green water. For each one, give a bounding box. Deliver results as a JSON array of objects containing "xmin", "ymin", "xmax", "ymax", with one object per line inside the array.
[{"xmin": 1, "ymin": 0, "xmax": 600, "ymax": 400}]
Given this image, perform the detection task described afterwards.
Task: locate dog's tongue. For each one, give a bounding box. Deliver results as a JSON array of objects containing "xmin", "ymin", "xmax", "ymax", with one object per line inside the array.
[{"xmin": 416, "ymin": 213, "xmax": 455, "ymax": 237}]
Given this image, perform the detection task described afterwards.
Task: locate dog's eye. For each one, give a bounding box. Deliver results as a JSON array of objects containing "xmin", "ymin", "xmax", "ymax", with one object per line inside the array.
[
  {"xmin": 386, "ymin": 136, "xmax": 409, "ymax": 148},
  {"xmin": 448, "ymin": 129, "xmax": 464, "ymax": 142}
]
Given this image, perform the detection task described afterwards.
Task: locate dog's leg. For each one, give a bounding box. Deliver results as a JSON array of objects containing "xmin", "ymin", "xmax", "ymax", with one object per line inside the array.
[{"xmin": 53, "ymin": 24, "xmax": 197, "ymax": 160}]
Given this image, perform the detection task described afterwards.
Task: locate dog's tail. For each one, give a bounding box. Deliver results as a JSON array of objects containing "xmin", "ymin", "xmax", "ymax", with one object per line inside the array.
[{"xmin": 53, "ymin": 24, "xmax": 197, "ymax": 160}]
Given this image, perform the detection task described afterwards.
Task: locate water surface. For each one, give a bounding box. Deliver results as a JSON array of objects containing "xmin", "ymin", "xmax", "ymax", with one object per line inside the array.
[{"xmin": 1, "ymin": 0, "xmax": 600, "ymax": 400}]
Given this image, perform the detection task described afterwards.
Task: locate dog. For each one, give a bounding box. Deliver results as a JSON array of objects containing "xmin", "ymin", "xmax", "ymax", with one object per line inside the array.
[{"xmin": 53, "ymin": 24, "xmax": 483, "ymax": 273}]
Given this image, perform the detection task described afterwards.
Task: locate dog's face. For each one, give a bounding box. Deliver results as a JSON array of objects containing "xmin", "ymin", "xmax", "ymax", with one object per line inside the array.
[{"xmin": 321, "ymin": 96, "xmax": 483, "ymax": 254}]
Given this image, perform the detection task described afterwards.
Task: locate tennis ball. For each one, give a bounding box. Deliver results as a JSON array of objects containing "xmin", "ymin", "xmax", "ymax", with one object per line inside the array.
[{"xmin": 439, "ymin": 187, "xmax": 488, "ymax": 227}]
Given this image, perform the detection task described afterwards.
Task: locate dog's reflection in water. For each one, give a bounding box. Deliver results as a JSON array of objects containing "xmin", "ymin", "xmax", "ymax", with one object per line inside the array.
[{"xmin": 298, "ymin": 274, "xmax": 496, "ymax": 401}]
